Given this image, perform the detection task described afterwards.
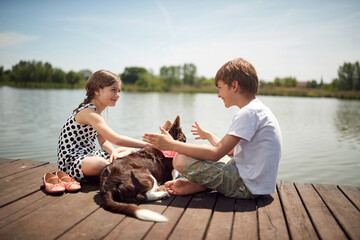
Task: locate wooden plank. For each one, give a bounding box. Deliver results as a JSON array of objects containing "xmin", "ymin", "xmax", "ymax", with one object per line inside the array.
[
  {"xmin": 57, "ymin": 206, "xmax": 126, "ymax": 240},
  {"xmin": 144, "ymin": 195, "xmax": 192, "ymax": 240},
  {"xmin": 295, "ymin": 182, "xmax": 347, "ymax": 240},
  {"xmin": 232, "ymin": 198, "xmax": 257, "ymax": 240},
  {"xmin": 313, "ymin": 183, "xmax": 360, "ymax": 240},
  {"xmin": 104, "ymin": 197, "xmax": 174, "ymax": 240},
  {"xmin": 257, "ymin": 190, "xmax": 289, "ymax": 240},
  {"xmin": 338, "ymin": 185, "xmax": 360, "ymax": 211},
  {"xmin": 168, "ymin": 191, "xmax": 217, "ymax": 240},
  {"xmin": 0, "ymin": 190, "xmax": 59, "ymax": 229},
  {"xmin": 205, "ymin": 194, "xmax": 235, "ymax": 240},
  {"xmin": 0, "ymin": 159, "xmax": 48, "ymax": 179},
  {"xmin": 277, "ymin": 180, "xmax": 318, "ymax": 240},
  {"xmin": 0, "ymin": 183, "xmax": 100, "ymax": 240},
  {"xmin": 0, "ymin": 158, "xmax": 17, "ymax": 166},
  {"xmin": 0, "ymin": 163, "xmax": 57, "ymax": 207}
]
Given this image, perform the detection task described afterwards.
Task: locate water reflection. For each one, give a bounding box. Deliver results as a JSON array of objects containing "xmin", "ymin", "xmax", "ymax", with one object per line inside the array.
[{"xmin": 334, "ymin": 100, "xmax": 360, "ymax": 149}]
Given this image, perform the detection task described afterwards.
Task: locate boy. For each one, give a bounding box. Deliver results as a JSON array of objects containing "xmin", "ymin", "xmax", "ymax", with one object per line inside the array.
[{"xmin": 143, "ymin": 58, "xmax": 282, "ymax": 198}]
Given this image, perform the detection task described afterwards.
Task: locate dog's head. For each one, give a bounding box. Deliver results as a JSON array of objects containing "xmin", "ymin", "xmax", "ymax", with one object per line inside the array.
[{"xmin": 163, "ymin": 115, "xmax": 186, "ymax": 143}]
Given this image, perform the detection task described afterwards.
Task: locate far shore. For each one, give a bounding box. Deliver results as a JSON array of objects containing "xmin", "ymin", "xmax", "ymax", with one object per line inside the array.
[{"xmin": 1, "ymin": 83, "xmax": 360, "ymax": 100}]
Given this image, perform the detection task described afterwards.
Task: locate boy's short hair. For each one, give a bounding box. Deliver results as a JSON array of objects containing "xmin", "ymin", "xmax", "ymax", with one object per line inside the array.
[{"xmin": 215, "ymin": 58, "xmax": 259, "ymax": 95}]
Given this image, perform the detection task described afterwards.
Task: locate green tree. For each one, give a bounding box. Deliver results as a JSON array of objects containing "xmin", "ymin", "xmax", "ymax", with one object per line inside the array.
[
  {"xmin": 284, "ymin": 77, "xmax": 297, "ymax": 87},
  {"xmin": 52, "ymin": 68, "xmax": 66, "ymax": 83},
  {"xmin": 66, "ymin": 71, "xmax": 82, "ymax": 88},
  {"xmin": 338, "ymin": 62, "xmax": 355, "ymax": 90},
  {"xmin": 319, "ymin": 77, "xmax": 324, "ymax": 89},
  {"xmin": 11, "ymin": 60, "xmax": 30, "ymax": 83},
  {"xmin": 182, "ymin": 63, "xmax": 196, "ymax": 85},
  {"xmin": 274, "ymin": 77, "xmax": 282, "ymax": 87},
  {"xmin": 136, "ymin": 72, "xmax": 164, "ymax": 91},
  {"xmin": 0, "ymin": 66, "xmax": 4, "ymax": 82},
  {"xmin": 274, "ymin": 77, "xmax": 297, "ymax": 87},
  {"xmin": 160, "ymin": 65, "xmax": 181, "ymax": 89},
  {"xmin": 79, "ymin": 69, "xmax": 92, "ymax": 80},
  {"xmin": 354, "ymin": 61, "xmax": 360, "ymax": 90},
  {"xmin": 306, "ymin": 80, "xmax": 318, "ymax": 88},
  {"xmin": 121, "ymin": 67, "xmax": 147, "ymax": 84},
  {"xmin": 194, "ymin": 76, "xmax": 212, "ymax": 87}
]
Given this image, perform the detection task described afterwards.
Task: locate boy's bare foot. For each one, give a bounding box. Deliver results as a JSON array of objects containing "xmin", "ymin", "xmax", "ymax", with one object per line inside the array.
[{"xmin": 164, "ymin": 179, "xmax": 207, "ymax": 195}]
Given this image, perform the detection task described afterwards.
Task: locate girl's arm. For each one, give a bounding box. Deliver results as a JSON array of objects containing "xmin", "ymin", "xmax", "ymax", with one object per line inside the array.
[
  {"xmin": 143, "ymin": 126, "xmax": 240, "ymax": 162},
  {"xmin": 98, "ymin": 134, "xmax": 116, "ymax": 154},
  {"xmin": 98, "ymin": 134, "xmax": 135, "ymax": 162},
  {"xmin": 97, "ymin": 134, "xmax": 116, "ymax": 162},
  {"xmin": 76, "ymin": 108, "xmax": 146, "ymax": 148}
]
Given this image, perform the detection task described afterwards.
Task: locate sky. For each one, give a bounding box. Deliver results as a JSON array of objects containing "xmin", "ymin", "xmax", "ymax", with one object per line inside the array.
[{"xmin": 0, "ymin": 0, "xmax": 359, "ymax": 83}]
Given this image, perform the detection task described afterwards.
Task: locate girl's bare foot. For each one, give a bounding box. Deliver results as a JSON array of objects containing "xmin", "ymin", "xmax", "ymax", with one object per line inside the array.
[{"xmin": 164, "ymin": 179, "xmax": 207, "ymax": 195}]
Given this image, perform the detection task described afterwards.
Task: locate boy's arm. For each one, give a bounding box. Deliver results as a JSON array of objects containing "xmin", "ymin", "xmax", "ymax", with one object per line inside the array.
[
  {"xmin": 143, "ymin": 126, "xmax": 240, "ymax": 162},
  {"xmin": 191, "ymin": 122, "xmax": 234, "ymax": 156},
  {"xmin": 191, "ymin": 122, "xmax": 221, "ymax": 146}
]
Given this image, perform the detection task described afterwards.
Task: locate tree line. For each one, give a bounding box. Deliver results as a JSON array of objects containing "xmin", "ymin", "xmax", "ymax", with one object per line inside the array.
[
  {"xmin": 260, "ymin": 61, "xmax": 360, "ymax": 91},
  {"xmin": 120, "ymin": 64, "xmax": 214, "ymax": 91},
  {"xmin": 0, "ymin": 60, "xmax": 92, "ymax": 88},
  {"xmin": 1, "ymin": 60, "xmax": 359, "ymax": 92},
  {"xmin": 0, "ymin": 60, "xmax": 213, "ymax": 90}
]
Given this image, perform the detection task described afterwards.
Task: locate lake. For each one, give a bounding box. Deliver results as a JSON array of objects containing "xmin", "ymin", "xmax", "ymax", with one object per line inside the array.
[{"xmin": 0, "ymin": 86, "xmax": 359, "ymax": 186}]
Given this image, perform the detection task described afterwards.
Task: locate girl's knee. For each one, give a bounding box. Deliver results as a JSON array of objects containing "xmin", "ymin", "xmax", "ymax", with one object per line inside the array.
[{"xmin": 82, "ymin": 157, "xmax": 109, "ymax": 176}]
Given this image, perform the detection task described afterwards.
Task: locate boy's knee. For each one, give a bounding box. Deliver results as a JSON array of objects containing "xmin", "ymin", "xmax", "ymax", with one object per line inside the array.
[{"xmin": 173, "ymin": 153, "xmax": 189, "ymax": 173}]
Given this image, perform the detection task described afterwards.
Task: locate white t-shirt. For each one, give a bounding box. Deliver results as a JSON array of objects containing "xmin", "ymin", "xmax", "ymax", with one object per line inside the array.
[{"xmin": 227, "ymin": 98, "xmax": 282, "ymax": 195}]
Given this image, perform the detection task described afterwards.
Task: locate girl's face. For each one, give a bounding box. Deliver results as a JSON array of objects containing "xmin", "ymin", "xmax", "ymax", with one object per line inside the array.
[{"xmin": 97, "ymin": 82, "xmax": 121, "ymax": 107}]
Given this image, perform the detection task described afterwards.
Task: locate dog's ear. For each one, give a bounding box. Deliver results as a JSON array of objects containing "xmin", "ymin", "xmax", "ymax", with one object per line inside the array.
[
  {"xmin": 101, "ymin": 165, "xmax": 111, "ymax": 178},
  {"xmin": 163, "ymin": 120, "xmax": 172, "ymax": 131},
  {"xmin": 173, "ymin": 115, "xmax": 180, "ymax": 128},
  {"xmin": 168, "ymin": 115, "xmax": 186, "ymax": 142}
]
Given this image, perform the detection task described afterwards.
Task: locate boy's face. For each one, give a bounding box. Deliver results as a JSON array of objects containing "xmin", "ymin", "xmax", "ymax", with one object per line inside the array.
[{"xmin": 217, "ymin": 80, "xmax": 233, "ymax": 108}]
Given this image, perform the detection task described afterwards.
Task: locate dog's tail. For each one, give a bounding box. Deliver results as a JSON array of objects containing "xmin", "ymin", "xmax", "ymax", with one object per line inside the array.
[{"xmin": 102, "ymin": 193, "xmax": 168, "ymax": 222}]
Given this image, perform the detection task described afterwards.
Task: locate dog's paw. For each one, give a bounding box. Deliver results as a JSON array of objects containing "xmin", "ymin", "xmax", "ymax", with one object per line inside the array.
[
  {"xmin": 146, "ymin": 190, "xmax": 170, "ymax": 201},
  {"xmin": 158, "ymin": 191, "xmax": 170, "ymax": 199},
  {"xmin": 155, "ymin": 185, "xmax": 166, "ymax": 192}
]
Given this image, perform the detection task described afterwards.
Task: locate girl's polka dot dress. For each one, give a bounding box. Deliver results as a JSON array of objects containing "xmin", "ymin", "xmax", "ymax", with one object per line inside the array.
[{"xmin": 57, "ymin": 104, "xmax": 109, "ymax": 181}]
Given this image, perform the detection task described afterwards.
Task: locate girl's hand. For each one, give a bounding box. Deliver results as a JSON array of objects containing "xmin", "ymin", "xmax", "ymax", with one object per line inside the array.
[
  {"xmin": 109, "ymin": 147, "xmax": 135, "ymax": 163},
  {"xmin": 143, "ymin": 126, "xmax": 175, "ymax": 150},
  {"xmin": 191, "ymin": 122, "xmax": 209, "ymax": 140}
]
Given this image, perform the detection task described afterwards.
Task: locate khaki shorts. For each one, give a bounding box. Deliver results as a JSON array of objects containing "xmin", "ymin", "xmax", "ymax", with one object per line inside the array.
[{"xmin": 183, "ymin": 157, "xmax": 256, "ymax": 199}]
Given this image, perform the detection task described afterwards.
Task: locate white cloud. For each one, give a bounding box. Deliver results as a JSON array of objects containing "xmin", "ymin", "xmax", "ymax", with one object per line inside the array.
[
  {"xmin": 0, "ymin": 32, "xmax": 38, "ymax": 48},
  {"xmin": 156, "ymin": 0, "xmax": 173, "ymax": 35}
]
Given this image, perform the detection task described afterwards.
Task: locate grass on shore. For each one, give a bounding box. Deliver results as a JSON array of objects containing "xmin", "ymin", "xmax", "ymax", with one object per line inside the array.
[{"xmin": 2, "ymin": 82, "xmax": 360, "ymax": 100}]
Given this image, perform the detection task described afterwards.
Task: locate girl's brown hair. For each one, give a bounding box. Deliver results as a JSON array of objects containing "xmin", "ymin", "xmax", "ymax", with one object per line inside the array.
[
  {"xmin": 215, "ymin": 58, "xmax": 259, "ymax": 95},
  {"xmin": 74, "ymin": 70, "xmax": 121, "ymax": 112}
]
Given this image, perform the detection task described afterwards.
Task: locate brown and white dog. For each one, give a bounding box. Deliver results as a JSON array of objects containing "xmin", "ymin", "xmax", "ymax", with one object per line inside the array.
[{"xmin": 99, "ymin": 116, "xmax": 186, "ymax": 222}]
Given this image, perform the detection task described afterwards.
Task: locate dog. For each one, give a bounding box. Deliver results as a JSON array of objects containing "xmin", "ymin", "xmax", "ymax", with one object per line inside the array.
[{"xmin": 99, "ymin": 116, "xmax": 186, "ymax": 222}]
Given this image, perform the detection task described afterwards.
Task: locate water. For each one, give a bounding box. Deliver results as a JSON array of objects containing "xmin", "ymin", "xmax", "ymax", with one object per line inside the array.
[{"xmin": 0, "ymin": 86, "xmax": 359, "ymax": 186}]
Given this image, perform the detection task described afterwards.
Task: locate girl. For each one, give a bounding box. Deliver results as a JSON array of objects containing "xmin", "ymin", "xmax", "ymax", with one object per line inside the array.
[{"xmin": 57, "ymin": 70, "xmax": 146, "ymax": 182}]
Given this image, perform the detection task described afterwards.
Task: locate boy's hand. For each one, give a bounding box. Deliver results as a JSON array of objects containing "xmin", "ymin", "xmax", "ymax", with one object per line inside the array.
[
  {"xmin": 143, "ymin": 126, "xmax": 175, "ymax": 150},
  {"xmin": 191, "ymin": 122, "xmax": 209, "ymax": 140}
]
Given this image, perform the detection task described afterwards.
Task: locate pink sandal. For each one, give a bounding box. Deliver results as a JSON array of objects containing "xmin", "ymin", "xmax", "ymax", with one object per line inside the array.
[
  {"xmin": 43, "ymin": 172, "xmax": 65, "ymax": 194},
  {"xmin": 56, "ymin": 171, "xmax": 81, "ymax": 192}
]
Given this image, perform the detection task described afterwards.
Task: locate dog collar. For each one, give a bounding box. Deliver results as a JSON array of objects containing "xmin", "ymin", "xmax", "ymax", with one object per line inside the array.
[{"xmin": 161, "ymin": 150, "xmax": 177, "ymax": 158}]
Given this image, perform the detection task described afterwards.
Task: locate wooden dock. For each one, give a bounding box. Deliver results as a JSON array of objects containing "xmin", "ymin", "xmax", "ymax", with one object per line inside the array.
[{"xmin": 0, "ymin": 158, "xmax": 359, "ymax": 240}]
